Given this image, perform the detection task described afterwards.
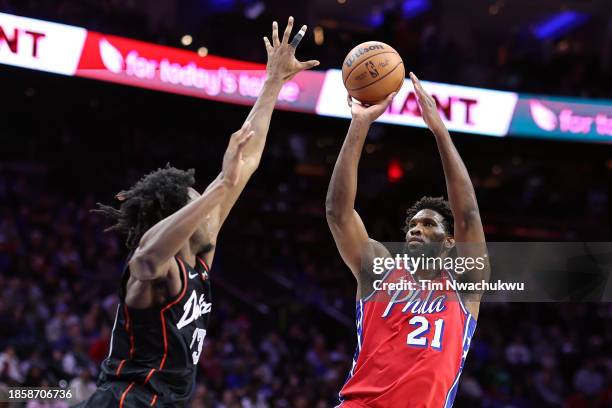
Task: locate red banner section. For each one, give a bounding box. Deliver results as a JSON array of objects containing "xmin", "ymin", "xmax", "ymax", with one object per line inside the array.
[{"xmin": 76, "ymin": 31, "xmax": 325, "ymax": 112}]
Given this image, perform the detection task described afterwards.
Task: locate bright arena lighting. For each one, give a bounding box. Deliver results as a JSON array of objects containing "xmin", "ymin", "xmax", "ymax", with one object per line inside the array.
[
  {"xmin": 314, "ymin": 26, "xmax": 324, "ymax": 45},
  {"xmin": 197, "ymin": 46, "xmax": 208, "ymax": 57},
  {"xmin": 181, "ymin": 34, "xmax": 193, "ymax": 46}
]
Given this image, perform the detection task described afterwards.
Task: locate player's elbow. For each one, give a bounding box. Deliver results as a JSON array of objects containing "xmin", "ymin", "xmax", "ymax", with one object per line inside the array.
[
  {"xmin": 325, "ymin": 205, "xmax": 336, "ymax": 220},
  {"xmin": 325, "ymin": 201, "xmax": 342, "ymax": 224},
  {"xmin": 326, "ymin": 207, "xmax": 353, "ymax": 230}
]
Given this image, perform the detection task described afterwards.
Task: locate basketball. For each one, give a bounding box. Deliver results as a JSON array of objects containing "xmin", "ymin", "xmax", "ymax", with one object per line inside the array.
[{"xmin": 342, "ymin": 41, "xmax": 405, "ymax": 104}]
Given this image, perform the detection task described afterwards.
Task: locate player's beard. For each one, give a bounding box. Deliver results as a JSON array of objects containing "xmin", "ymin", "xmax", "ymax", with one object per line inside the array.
[{"xmin": 403, "ymin": 240, "xmax": 444, "ymax": 259}]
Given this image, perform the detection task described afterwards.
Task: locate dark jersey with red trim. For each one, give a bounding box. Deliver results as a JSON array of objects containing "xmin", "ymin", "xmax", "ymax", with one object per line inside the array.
[{"xmin": 98, "ymin": 256, "xmax": 212, "ymax": 405}]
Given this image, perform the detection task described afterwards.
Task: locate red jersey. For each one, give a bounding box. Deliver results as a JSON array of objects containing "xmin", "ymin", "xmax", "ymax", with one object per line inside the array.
[{"xmin": 338, "ymin": 268, "xmax": 477, "ymax": 408}]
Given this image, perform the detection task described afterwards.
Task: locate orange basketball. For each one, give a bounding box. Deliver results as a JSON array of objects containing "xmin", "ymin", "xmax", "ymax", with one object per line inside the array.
[{"xmin": 342, "ymin": 41, "xmax": 405, "ymax": 105}]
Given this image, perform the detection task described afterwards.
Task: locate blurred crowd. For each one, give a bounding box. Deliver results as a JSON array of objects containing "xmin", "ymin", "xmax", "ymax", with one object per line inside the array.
[
  {"xmin": 1, "ymin": 0, "xmax": 611, "ymax": 98},
  {"xmin": 0, "ymin": 112, "xmax": 611, "ymax": 407},
  {"xmin": 1, "ymin": 165, "xmax": 612, "ymax": 407}
]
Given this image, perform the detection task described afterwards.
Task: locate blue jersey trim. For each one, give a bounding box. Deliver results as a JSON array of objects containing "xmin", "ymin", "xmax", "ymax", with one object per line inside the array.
[
  {"xmin": 444, "ymin": 269, "xmax": 469, "ymax": 317},
  {"xmin": 443, "ymin": 314, "xmax": 477, "ymax": 408},
  {"xmin": 338, "ymin": 299, "xmax": 365, "ymax": 403}
]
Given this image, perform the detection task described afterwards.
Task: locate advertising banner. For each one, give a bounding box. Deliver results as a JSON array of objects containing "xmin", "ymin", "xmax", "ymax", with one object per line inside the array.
[
  {"xmin": 0, "ymin": 12, "xmax": 86, "ymax": 76},
  {"xmin": 509, "ymin": 95, "xmax": 612, "ymax": 143},
  {"xmin": 316, "ymin": 70, "xmax": 519, "ymax": 136},
  {"xmin": 75, "ymin": 31, "xmax": 325, "ymax": 112},
  {"xmin": 2, "ymin": 12, "xmax": 612, "ymax": 143}
]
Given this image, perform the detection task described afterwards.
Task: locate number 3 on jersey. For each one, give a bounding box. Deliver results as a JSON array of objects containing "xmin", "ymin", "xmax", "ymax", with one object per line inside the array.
[
  {"xmin": 190, "ymin": 328, "xmax": 206, "ymax": 364},
  {"xmin": 406, "ymin": 316, "xmax": 444, "ymax": 350}
]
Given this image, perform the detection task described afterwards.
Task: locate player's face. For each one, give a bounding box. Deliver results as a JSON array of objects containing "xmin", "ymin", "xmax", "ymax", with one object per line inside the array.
[{"xmin": 404, "ymin": 209, "xmax": 448, "ymax": 255}]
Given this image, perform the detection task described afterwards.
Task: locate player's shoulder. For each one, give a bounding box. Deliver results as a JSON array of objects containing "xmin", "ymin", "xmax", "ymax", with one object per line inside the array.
[
  {"xmin": 361, "ymin": 239, "xmax": 391, "ymax": 266},
  {"xmin": 355, "ymin": 239, "xmax": 391, "ymax": 298},
  {"xmin": 369, "ymin": 239, "xmax": 390, "ymax": 255}
]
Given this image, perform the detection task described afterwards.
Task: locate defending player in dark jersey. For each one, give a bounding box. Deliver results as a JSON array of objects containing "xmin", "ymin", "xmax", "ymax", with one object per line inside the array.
[
  {"xmin": 326, "ymin": 73, "xmax": 490, "ymax": 407},
  {"xmin": 75, "ymin": 17, "xmax": 318, "ymax": 407}
]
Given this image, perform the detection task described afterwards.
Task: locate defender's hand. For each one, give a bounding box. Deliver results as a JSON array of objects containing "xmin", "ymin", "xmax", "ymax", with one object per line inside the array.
[
  {"xmin": 222, "ymin": 122, "xmax": 254, "ymax": 187},
  {"xmin": 410, "ymin": 72, "xmax": 444, "ymax": 132},
  {"xmin": 348, "ymin": 92, "xmax": 396, "ymax": 124},
  {"xmin": 263, "ymin": 16, "xmax": 320, "ymax": 83}
]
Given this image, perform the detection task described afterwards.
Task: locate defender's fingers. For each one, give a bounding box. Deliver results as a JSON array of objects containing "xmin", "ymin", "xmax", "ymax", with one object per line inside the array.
[
  {"xmin": 263, "ymin": 37, "xmax": 273, "ymax": 53},
  {"xmin": 282, "ymin": 16, "xmax": 294, "ymax": 44},
  {"xmin": 290, "ymin": 25, "xmax": 307, "ymax": 48},
  {"xmin": 298, "ymin": 59, "xmax": 320, "ymax": 70},
  {"xmin": 272, "ymin": 21, "xmax": 280, "ymax": 47}
]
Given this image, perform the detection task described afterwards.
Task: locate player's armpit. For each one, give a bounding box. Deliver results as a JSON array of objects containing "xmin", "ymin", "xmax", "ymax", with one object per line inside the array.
[
  {"xmin": 125, "ymin": 260, "xmax": 181, "ymax": 309},
  {"xmin": 128, "ymin": 251, "xmax": 172, "ymax": 281},
  {"xmin": 453, "ymin": 210, "xmax": 489, "ymax": 284},
  {"xmin": 195, "ymin": 163, "xmax": 254, "ymax": 266},
  {"xmin": 327, "ymin": 209, "xmax": 368, "ymax": 275},
  {"xmin": 453, "ymin": 236, "xmax": 490, "ymax": 316},
  {"xmin": 327, "ymin": 210, "xmax": 389, "ymax": 281},
  {"xmin": 197, "ymin": 203, "xmax": 221, "ymax": 267}
]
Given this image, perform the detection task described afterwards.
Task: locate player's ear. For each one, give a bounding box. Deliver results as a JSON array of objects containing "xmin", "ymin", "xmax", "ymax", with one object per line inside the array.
[{"xmin": 444, "ymin": 236, "xmax": 455, "ymax": 250}]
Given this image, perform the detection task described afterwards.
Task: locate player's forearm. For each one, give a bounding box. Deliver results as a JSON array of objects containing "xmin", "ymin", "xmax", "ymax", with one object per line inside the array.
[
  {"xmin": 240, "ymin": 78, "xmax": 284, "ymax": 165},
  {"xmin": 133, "ymin": 181, "xmax": 227, "ymax": 268},
  {"xmin": 326, "ymin": 118, "xmax": 370, "ymax": 222},
  {"xmin": 431, "ymin": 125, "xmax": 479, "ymax": 219}
]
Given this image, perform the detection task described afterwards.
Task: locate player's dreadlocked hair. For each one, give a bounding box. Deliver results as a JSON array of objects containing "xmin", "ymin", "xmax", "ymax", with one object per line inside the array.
[
  {"xmin": 93, "ymin": 164, "xmax": 196, "ymax": 249},
  {"xmin": 403, "ymin": 196, "xmax": 454, "ymax": 236}
]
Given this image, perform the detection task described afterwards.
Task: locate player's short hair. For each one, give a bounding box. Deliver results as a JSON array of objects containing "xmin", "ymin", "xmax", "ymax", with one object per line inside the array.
[
  {"xmin": 403, "ymin": 196, "xmax": 454, "ymax": 236},
  {"xmin": 93, "ymin": 164, "xmax": 195, "ymax": 249}
]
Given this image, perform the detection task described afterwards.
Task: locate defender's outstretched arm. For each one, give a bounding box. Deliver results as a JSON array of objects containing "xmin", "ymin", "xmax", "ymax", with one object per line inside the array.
[
  {"xmin": 194, "ymin": 18, "xmax": 318, "ymax": 266},
  {"xmin": 215, "ymin": 17, "xmax": 319, "ymax": 225}
]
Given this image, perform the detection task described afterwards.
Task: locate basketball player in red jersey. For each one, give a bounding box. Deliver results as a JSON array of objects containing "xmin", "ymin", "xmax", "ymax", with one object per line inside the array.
[
  {"xmin": 76, "ymin": 18, "xmax": 318, "ymax": 407},
  {"xmin": 326, "ymin": 72, "xmax": 489, "ymax": 408}
]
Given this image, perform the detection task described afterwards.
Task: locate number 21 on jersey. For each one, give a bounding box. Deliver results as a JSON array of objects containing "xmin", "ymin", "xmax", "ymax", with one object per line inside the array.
[{"xmin": 406, "ymin": 316, "xmax": 444, "ymax": 350}]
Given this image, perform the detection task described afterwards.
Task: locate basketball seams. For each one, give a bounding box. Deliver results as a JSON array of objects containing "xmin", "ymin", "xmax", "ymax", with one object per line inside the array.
[
  {"xmin": 349, "ymin": 61, "xmax": 405, "ymax": 93},
  {"xmin": 343, "ymin": 51, "xmax": 401, "ymax": 85}
]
